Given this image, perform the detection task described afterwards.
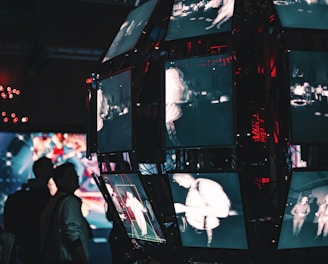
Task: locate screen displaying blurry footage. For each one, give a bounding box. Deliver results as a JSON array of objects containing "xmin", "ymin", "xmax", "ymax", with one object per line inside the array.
[
  {"xmin": 97, "ymin": 69, "xmax": 132, "ymax": 154},
  {"xmin": 165, "ymin": 0, "xmax": 235, "ymax": 41},
  {"xmin": 0, "ymin": 132, "xmax": 110, "ymax": 231},
  {"xmin": 102, "ymin": 172, "xmax": 166, "ymax": 243},
  {"xmin": 273, "ymin": 0, "xmax": 328, "ymax": 30},
  {"xmin": 278, "ymin": 170, "xmax": 328, "ymax": 249},
  {"xmin": 101, "ymin": 0, "xmax": 157, "ymax": 62},
  {"xmin": 167, "ymin": 171, "xmax": 248, "ymax": 249},
  {"xmin": 164, "ymin": 53, "xmax": 235, "ymax": 148},
  {"xmin": 288, "ymin": 50, "xmax": 328, "ymax": 144}
]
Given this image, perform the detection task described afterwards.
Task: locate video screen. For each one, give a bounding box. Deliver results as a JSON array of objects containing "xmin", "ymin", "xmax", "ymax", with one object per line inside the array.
[
  {"xmin": 288, "ymin": 50, "xmax": 328, "ymax": 144},
  {"xmin": 0, "ymin": 132, "xmax": 111, "ymax": 233},
  {"xmin": 167, "ymin": 171, "xmax": 248, "ymax": 249},
  {"xmin": 101, "ymin": 0, "xmax": 158, "ymax": 62},
  {"xmin": 101, "ymin": 172, "xmax": 166, "ymax": 243},
  {"xmin": 273, "ymin": 1, "xmax": 328, "ymax": 30},
  {"xmin": 164, "ymin": 53, "xmax": 235, "ymax": 148},
  {"xmin": 97, "ymin": 69, "xmax": 132, "ymax": 154},
  {"xmin": 165, "ymin": 0, "xmax": 235, "ymax": 41},
  {"xmin": 278, "ymin": 170, "xmax": 328, "ymax": 249}
]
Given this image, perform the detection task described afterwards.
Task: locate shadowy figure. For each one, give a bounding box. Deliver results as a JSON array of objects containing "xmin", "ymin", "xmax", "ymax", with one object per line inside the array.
[
  {"xmin": 4, "ymin": 157, "xmax": 54, "ymax": 264},
  {"xmin": 40, "ymin": 162, "xmax": 90, "ymax": 264}
]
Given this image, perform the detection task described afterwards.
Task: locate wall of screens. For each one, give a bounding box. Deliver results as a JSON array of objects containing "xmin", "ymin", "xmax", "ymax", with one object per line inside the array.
[{"xmin": 164, "ymin": 53, "xmax": 235, "ymax": 149}]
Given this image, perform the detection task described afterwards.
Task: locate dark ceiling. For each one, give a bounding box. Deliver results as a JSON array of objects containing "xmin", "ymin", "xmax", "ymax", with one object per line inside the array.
[{"xmin": 0, "ymin": 0, "xmax": 135, "ymax": 131}]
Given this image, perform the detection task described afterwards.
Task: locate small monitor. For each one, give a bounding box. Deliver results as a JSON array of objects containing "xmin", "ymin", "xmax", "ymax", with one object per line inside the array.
[
  {"xmin": 278, "ymin": 169, "xmax": 328, "ymax": 249},
  {"xmin": 167, "ymin": 171, "xmax": 248, "ymax": 249},
  {"xmin": 273, "ymin": 1, "xmax": 328, "ymax": 30},
  {"xmin": 165, "ymin": 0, "xmax": 235, "ymax": 41},
  {"xmin": 97, "ymin": 69, "xmax": 133, "ymax": 154},
  {"xmin": 164, "ymin": 53, "xmax": 235, "ymax": 148},
  {"xmin": 102, "ymin": 0, "xmax": 158, "ymax": 62},
  {"xmin": 288, "ymin": 50, "xmax": 328, "ymax": 144},
  {"xmin": 101, "ymin": 172, "xmax": 166, "ymax": 244}
]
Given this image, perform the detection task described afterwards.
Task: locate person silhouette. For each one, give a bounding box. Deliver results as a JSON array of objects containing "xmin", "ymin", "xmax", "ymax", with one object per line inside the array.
[
  {"xmin": 40, "ymin": 162, "xmax": 90, "ymax": 264},
  {"xmin": 3, "ymin": 157, "xmax": 54, "ymax": 264},
  {"xmin": 290, "ymin": 195, "xmax": 310, "ymax": 237}
]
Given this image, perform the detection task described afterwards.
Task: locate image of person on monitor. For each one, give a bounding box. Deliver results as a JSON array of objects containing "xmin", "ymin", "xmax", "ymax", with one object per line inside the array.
[
  {"xmin": 172, "ymin": 173, "xmax": 233, "ymax": 247},
  {"xmin": 290, "ymin": 195, "xmax": 311, "ymax": 237}
]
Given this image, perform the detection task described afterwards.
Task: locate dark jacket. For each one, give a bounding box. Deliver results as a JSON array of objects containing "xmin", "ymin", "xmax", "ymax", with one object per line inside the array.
[{"xmin": 40, "ymin": 192, "xmax": 90, "ymax": 264}]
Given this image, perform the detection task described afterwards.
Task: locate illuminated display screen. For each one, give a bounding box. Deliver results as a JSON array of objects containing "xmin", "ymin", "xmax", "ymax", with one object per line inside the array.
[
  {"xmin": 102, "ymin": 0, "xmax": 157, "ymax": 62},
  {"xmin": 273, "ymin": 1, "xmax": 328, "ymax": 30},
  {"xmin": 288, "ymin": 50, "xmax": 328, "ymax": 144},
  {"xmin": 0, "ymin": 132, "xmax": 110, "ymax": 230},
  {"xmin": 97, "ymin": 69, "xmax": 132, "ymax": 153},
  {"xmin": 102, "ymin": 172, "xmax": 166, "ymax": 243},
  {"xmin": 167, "ymin": 171, "xmax": 248, "ymax": 249},
  {"xmin": 164, "ymin": 53, "xmax": 235, "ymax": 148},
  {"xmin": 165, "ymin": 0, "xmax": 235, "ymax": 41},
  {"xmin": 278, "ymin": 170, "xmax": 328, "ymax": 249}
]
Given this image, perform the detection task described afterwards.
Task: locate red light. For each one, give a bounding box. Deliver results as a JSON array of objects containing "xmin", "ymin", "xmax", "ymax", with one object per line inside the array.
[{"xmin": 85, "ymin": 78, "xmax": 93, "ymax": 84}]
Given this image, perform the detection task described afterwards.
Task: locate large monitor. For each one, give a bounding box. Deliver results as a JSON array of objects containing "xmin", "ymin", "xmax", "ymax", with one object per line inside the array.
[
  {"xmin": 97, "ymin": 69, "xmax": 133, "ymax": 154},
  {"xmin": 288, "ymin": 50, "xmax": 328, "ymax": 144},
  {"xmin": 167, "ymin": 171, "xmax": 248, "ymax": 249},
  {"xmin": 164, "ymin": 53, "xmax": 235, "ymax": 148},
  {"xmin": 101, "ymin": 0, "xmax": 158, "ymax": 62},
  {"xmin": 165, "ymin": 0, "xmax": 235, "ymax": 41},
  {"xmin": 273, "ymin": 1, "xmax": 328, "ymax": 31},
  {"xmin": 277, "ymin": 169, "xmax": 328, "ymax": 250},
  {"xmin": 0, "ymin": 132, "xmax": 111, "ymax": 231},
  {"xmin": 101, "ymin": 172, "xmax": 166, "ymax": 244}
]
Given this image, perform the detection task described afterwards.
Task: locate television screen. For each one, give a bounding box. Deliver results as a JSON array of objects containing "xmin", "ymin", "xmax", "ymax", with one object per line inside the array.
[
  {"xmin": 165, "ymin": 0, "xmax": 235, "ymax": 41},
  {"xmin": 277, "ymin": 170, "xmax": 328, "ymax": 249},
  {"xmin": 164, "ymin": 53, "xmax": 235, "ymax": 148},
  {"xmin": 97, "ymin": 69, "xmax": 132, "ymax": 154},
  {"xmin": 273, "ymin": 1, "xmax": 328, "ymax": 30},
  {"xmin": 167, "ymin": 171, "xmax": 248, "ymax": 249},
  {"xmin": 288, "ymin": 50, "xmax": 328, "ymax": 144},
  {"xmin": 0, "ymin": 132, "xmax": 111, "ymax": 233},
  {"xmin": 101, "ymin": 0, "xmax": 158, "ymax": 62},
  {"xmin": 101, "ymin": 172, "xmax": 166, "ymax": 243}
]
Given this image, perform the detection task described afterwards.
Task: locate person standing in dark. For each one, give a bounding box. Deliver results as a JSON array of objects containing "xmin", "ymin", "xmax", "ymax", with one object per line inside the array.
[
  {"xmin": 3, "ymin": 157, "xmax": 54, "ymax": 264},
  {"xmin": 40, "ymin": 162, "xmax": 90, "ymax": 264}
]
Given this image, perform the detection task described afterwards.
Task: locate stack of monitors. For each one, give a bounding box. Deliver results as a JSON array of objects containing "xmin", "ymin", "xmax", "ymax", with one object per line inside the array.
[
  {"xmin": 97, "ymin": 68, "xmax": 133, "ymax": 154},
  {"xmin": 101, "ymin": 172, "xmax": 166, "ymax": 244},
  {"xmin": 167, "ymin": 171, "xmax": 248, "ymax": 249},
  {"xmin": 278, "ymin": 169, "xmax": 328, "ymax": 249},
  {"xmin": 273, "ymin": 0, "xmax": 328, "ymax": 31},
  {"xmin": 101, "ymin": 0, "xmax": 158, "ymax": 63},
  {"xmin": 288, "ymin": 50, "xmax": 328, "ymax": 144},
  {"xmin": 0, "ymin": 131, "xmax": 111, "ymax": 230},
  {"xmin": 164, "ymin": 53, "xmax": 235, "ymax": 148},
  {"xmin": 165, "ymin": 0, "xmax": 236, "ymax": 41}
]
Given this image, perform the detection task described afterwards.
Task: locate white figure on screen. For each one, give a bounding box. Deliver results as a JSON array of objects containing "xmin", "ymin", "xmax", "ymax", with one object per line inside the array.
[
  {"xmin": 314, "ymin": 194, "xmax": 328, "ymax": 240},
  {"xmin": 290, "ymin": 195, "xmax": 310, "ymax": 237},
  {"xmin": 172, "ymin": 173, "xmax": 232, "ymax": 247},
  {"xmin": 125, "ymin": 190, "xmax": 148, "ymax": 236},
  {"xmin": 205, "ymin": 0, "xmax": 235, "ymax": 30}
]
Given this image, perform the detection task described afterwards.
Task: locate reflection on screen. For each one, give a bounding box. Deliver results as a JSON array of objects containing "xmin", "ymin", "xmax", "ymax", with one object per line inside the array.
[
  {"xmin": 288, "ymin": 50, "xmax": 328, "ymax": 144},
  {"xmin": 278, "ymin": 170, "xmax": 328, "ymax": 249},
  {"xmin": 165, "ymin": 0, "xmax": 235, "ymax": 41},
  {"xmin": 97, "ymin": 69, "xmax": 132, "ymax": 153},
  {"xmin": 165, "ymin": 53, "xmax": 235, "ymax": 148},
  {"xmin": 102, "ymin": 0, "xmax": 157, "ymax": 62},
  {"xmin": 167, "ymin": 171, "xmax": 248, "ymax": 249},
  {"xmin": 274, "ymin": 1, "xmax": 328, "ymax": 30},
  {"xmin": 102, "ymin": 173, "xmax": 166, "ymax": 243}
]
